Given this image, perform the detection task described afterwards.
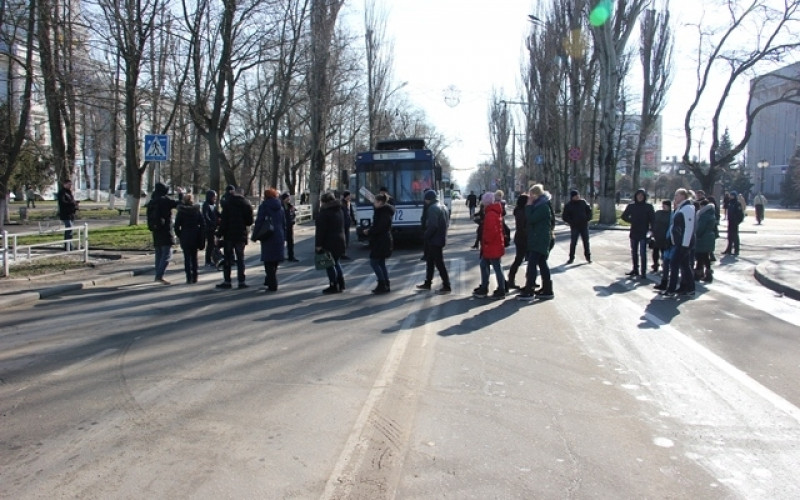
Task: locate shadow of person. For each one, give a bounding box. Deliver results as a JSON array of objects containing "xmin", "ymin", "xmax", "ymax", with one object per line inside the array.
[{"xmin": 436, "ymin": 298, "xmax": 517, "ymax": 337}]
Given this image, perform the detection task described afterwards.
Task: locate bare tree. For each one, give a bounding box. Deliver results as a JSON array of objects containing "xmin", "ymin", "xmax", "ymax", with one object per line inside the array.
[
  {"xmin": 0, "ymin": 0, "xmax": 36, "ymax": 228},
  {"xmin": 307, "ymin": 0, "xmax": 345, "ymax": 215},
  {"xmin": 633, "ymin": 3, "xmax": 672, "ymax": 190},
  {"xmin": 590, "ymin": 0, "xmax": 649, "ymax": 224},
  {"xmin": 488, "ymin": 95, "xmax": 511, "ymax": 193},
  {"xmin": 364, "ymin": 0, "xmax": 395, "ymax": 148},
  {"xmin": 682, "ymin": 0, "xmax": 800, "ymax": 193}
]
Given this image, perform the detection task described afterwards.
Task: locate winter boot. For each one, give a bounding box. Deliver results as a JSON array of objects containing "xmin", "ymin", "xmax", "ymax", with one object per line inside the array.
[
  {"xmin": 322, "ymin": 282, "xmax": 340, "ymax": 294},
  {"xmin": 416, "ymin": 281, "xmax": 432, "ymax": 290},
  {"xmin": 702, "ymin": 270, "xmax": 713, "ymax": 283},
  {"xmin": 372, "ymin": 281, "xmax": 389, "ymax": 294},
  {"xmin": 337, "ymin": 276, "xmax": 346, "ymax": 291},
  {"xmin": 537, "ymin": 280, "xmax": 554, "ymax": 300}
]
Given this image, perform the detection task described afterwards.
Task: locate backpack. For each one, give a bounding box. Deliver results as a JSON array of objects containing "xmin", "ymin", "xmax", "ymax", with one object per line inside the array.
[{"xmin": 147, "ymin": 200, "xmax": 162, "ymax": 231}]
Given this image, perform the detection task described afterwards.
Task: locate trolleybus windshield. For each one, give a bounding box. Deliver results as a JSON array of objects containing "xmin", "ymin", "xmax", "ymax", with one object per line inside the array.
[{"xmin": 355, "ymin": 162, "xmax": 434, "ymax": 205}]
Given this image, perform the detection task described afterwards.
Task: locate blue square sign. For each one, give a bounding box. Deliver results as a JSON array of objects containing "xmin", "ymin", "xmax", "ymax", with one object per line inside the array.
[{"xmin": 144, "ymin": 134, "xmax": 169, "ymax": 162}]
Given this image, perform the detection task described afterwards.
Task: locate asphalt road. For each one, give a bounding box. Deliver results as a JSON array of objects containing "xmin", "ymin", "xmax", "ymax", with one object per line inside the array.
[{"xmin": 2, "ymin": 204, "xmax": 799, "ymax": 499}]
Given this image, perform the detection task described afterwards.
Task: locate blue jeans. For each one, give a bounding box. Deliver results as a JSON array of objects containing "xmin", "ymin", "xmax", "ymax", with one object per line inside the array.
[
  {"xmin": 370, "ymin": 258, "xmax": 389, "ymax": 282},
  {"xmin": 63, "ymin": 219, "xmax": 73, "ymax": 251},
  {"xmin": 524, "ymin": 250, "xmax": 550, "ymax": 289},
  {"xmin": 630, "ymin": 237, "xmax": 648, "ymax": 273},
  {"xmin": 479, "ymin": 258, "xmax": 505, "ymax": 290},
  {"xmin": 154, "ymin": 245, "xmax": 172, "ymax": 279},
  {"xmin": 325, "ymin": 257, "xmax": 344, "ymax": 283}
]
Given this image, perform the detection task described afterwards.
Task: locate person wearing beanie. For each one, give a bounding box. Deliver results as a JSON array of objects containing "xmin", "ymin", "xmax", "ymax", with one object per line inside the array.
[
  {"xmin": 473, "ymin": 192, "xmax": 506, "ymax": 298},
  {"xmin": 621, "ymin": 188, "xmax": 655, "ymax": 278},
  {"xmin": 215, "ymin": 187, "xmax": 254, "ymax": 289},
  {"xmin": 562, "ymin": 189, "xmax": 593, "ymax": 264},
  {"xmin": 147, "ymin": 182, "xmax": 178, "ymax": 284},
  {"xmin": 202, "ymin": 190, "xmax": 219, "ymax": 267},
  {"xmin": 518, "ymin": 184, "xmax": 554, "ymax": 300},
  {"xmin": 417, "ymin": 189, "xmax": 451, "ymax": 294},
  {"xmin": 174, "ymin": 193, "xmax": 205, "ymax": 284},
  {"xmin": 316, "ymin": 191, "xmax": 347, "ymax": 293}
]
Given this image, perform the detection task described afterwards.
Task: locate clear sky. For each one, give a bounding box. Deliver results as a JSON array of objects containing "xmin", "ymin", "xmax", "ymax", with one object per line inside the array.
[{"xmin": 341, "ymin": 0, "xmax": 756, "ymax": 188}]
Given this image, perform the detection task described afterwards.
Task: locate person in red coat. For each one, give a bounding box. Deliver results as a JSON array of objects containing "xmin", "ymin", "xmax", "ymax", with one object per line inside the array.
[{"xmin": 473, "ymin": 192, "xmax": 506, "ymax": 299}]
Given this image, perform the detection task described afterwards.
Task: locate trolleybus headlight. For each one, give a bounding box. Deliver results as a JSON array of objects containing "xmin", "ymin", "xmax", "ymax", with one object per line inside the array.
[{"xmin": 360, "ymin": 219, "xmax": 371, "ymax": 228}]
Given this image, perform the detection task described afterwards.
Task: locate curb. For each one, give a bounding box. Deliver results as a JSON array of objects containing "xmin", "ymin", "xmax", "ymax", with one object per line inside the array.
[{"xmin": 754, "ymin": 261, "xmax": 800, "ymax": 301}]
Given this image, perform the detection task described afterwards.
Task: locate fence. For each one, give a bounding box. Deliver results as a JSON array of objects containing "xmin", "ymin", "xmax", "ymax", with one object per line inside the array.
[{"xmin": 1, "ymin": 223, "xmax": 89, "ymax": 277}]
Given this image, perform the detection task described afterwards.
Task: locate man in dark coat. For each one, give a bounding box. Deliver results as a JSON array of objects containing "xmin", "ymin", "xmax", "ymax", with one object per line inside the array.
[
  {"xmin": 365, "ymin": 193, "xmax": 395, "ymax": 294},
  {"xmin": 147, "ymin": 182, "xmax": 178, "ymax": 284},
  {"xmin": 562, "ymin": 189, "xmax": 593, "ymax": 264},
  {"xmin": 216, "ymin": 187, "xmax": 253, "ymax": 289},
  {"xmin": 417, "ymin": 190, "xmax": 451, "ymax": 294},
  {"xmin": 722, "ymin": 190, "xmax": 744, "ymax": 255},
  {"xmin": 174, "ymin": 193, "xmax": 205, "ymax": 284},
  {"xmin": 621, "ymin": 188, "xmax": 655, "ymax": 278},
  {"xmin": 57, "ymin": 179, "xmax": 79, "ymax": 251},
  {"xmin": 202, "ymin": 190, "xmax": 219, "ymax": 267},
  {"xmin": 281, "ymin": 192, "xmax": 299, "ymax": 262},
  {"xmin": 465, "ymin": 190, "xmax": 478, "ymax": 219},
  {"xmin": 315, "ymin": 192, "xmax": 347, "ymax": 293}
]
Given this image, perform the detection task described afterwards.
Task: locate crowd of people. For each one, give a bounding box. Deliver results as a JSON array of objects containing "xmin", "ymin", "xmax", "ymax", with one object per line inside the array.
[{"xmin": 142, "ymin": 180, "xmax": 758, "ymax": 301}]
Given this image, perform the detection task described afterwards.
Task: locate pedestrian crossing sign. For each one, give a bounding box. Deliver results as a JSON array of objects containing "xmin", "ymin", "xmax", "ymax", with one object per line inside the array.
[{"xmin": 144, "ymin": 134, "xmax": 169, "ymax": 162}]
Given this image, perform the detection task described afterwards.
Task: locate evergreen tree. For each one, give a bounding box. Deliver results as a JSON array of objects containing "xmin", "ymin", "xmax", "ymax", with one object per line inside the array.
[{"xmin": 781, "ymin": 145, "xmax": 800, "ymax": 208}]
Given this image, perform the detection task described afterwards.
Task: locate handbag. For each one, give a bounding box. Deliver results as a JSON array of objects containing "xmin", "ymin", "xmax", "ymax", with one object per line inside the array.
[
  {"xmin": 314, "ymin": 251, "xmax": 335, "ymax": 270},
  {"xmin": 251, "ymin": 214, "xmax": 275, "ymax": 241}
]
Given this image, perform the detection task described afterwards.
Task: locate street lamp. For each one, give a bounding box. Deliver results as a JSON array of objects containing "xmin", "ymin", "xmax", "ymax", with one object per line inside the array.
[{"xmin": 757, "ymin": 160, "xmax": 769, "ymax": 194}]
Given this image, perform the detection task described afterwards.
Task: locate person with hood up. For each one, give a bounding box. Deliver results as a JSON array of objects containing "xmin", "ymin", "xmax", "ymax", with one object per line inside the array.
[
  {"xmin": 621, "ymin": 188, "xmax": 655, "ymax": 278},
  {"xmin": 722, "ymin": 190, "xmax": 744, "ymax": 255},
  {"xmin": 506, "ymin": 193, "xmax": 529, "ymax": 290},
  {"xmin": 202, "ymin": 190, "xmax": 219, "ymax": 267},
  {"xmin": 562, "ymin": 189, "xmax": 593, "ymax": 264},
  {"xmin": 215, "ymin": 187, "xmax": 253, "ymax": 289},
  {"xmin": 663, "ymin": 188, "xmax": 696, "ymax": 298},
  {"xmin": 316, "ymin": 191, "xmax": 347, "ymax": 293},
  {"xmin": 694, "ymin": 196, "xmax": 718, "ymax": 283},
  {"xmin": 147, "ymin": 182, "xmax": 178, "ymax": 284},
  {"xmin": 364, "ymin": 193, "xmax": 395, "ymax": 294},
  {"xmin": 518, "ymin": 184, "xmax": 554, "ymax": 301},
  {"xmin": 416, "ymin": 189, "xmax": 451, "ymax": 294},
  {"xmin": 174, "ymin": 193, "xmax": 205, "ymax": 284},
  {"xmin": 473, "ymin": 192, "xmax": 506, "ymax": 299},
  {"xmin": 253, "ymin": 188, "xmax": 286, "ymax": 292}
]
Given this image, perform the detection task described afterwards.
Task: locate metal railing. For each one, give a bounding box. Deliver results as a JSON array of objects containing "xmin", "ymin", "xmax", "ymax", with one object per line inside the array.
[{"xmin": 1, "ymin": 223, "xmax": 89, "ymax": 277}]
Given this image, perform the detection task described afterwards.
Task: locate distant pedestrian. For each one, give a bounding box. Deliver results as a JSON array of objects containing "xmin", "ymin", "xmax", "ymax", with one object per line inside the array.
[
  {"xmin": 562, "ymin": 189, "xmax": 592, "ymax": 264},
  {"xmin": 753, "ymin": 192, "xmax": 767, "ymax": 224},
  {"xmin": 281, "ymin": 192, "xmax": 298, "ymax": 262},
  {"xmin": 147, "ymin": 182, "xmax": 178, "ymax": 284},
  {"xmin": 621, "ymin": 188, "xmax": 655, "ymax": 278},
  {"xmin": 652, "ymin": 200, "xmax": 672, "ymax": 287},
  {"xmin": 465, "ymin": 190, "xmax": 478, "ymax": 219},
  {"xmin": 472, "ymin": 192, "xmax": 506, "ymax": 299},
  {"xmin": 662, "ymin": 188, "xmax": 696, "ymax": 298},
  {"xmin": 57, "ymin": 179, "xmax": 79, "ymax": 251},
  {"xmin": 722, "ymin": 190, "xmax": 744, "ymax": 255},
  {"xmin": 416, "ymin": 190, "xmax": 451, "ymax": 294},
  {"xmin": 365, "ymin": 193, "xmax": 395, "ymax": 294},
  {"xmin": 518, "ymin": 184, "xmax": 554, "ymax": 301},
  {"xmin": 174, "ymin": 193, "xmax": 205, "ymax": 284},
  {"xmin": 216, "ymin": 187, "xmax": 253, "ymax": 289},
  {"xmin": 340, "ymin": 191, "xmax": 356, "ymax": 260},
  {"xmin": 25, "ymin": 185, "xmax": 36, "ymax": 208},
  {"xmin": 202, "ymin": 190, "xmax": 219, "ymax": 267},
  {"xmin": 694, "ymin": 197, "xmax": 718, "ymax": 283},
  {"xmin": 316, "ymin": 191, "xmax": 346, "ymax": 294},
  {"xmin": 254, "ymin": 188, "xmax": 286, "ymax": 292},
  {"xmin": 506, "ymin": 193, "xmax": 528, "ymax": 290}
]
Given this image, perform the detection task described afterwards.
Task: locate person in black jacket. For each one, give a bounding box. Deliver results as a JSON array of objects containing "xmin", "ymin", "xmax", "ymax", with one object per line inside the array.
[
  {"xmin": 174, "ymin": 194, "xmax": 205, "ymax": 284},
  {"xmin": 416, "ymin": 190, "xmax": 451, "ymax": 294},
  {"xmin": 57, "ymin": 179, "xmax": 79, "ymax": 251},
  {"xmin": 652, "ymin": 200, "xmax": 673, "ymax": 289},
  {"xmin": 147, "ymin": 182, "xmax": 178, "ymax": 284},
  {"xmin": 316, "ymin": 192, "xmax": 347, "ymax": 294},
  {"xmin": 201, "ymin": 190, "xmax": 219, "ymax": 267},
  {"xmin": 281, "ymin": 192, "xmax": 299, "ymax": 262},
  {"xmin": 216, "ymin": 187, "xmax": 253, "ymax": 289},
  {"xmin": 621, "ymin": 188, "xmax": 655, "ymax": 278},
  {"xmin": 722, "ymin": 190, "xmax": 744, "ymax": 255},
  {"xmin": 562, "ymin": 189, "xmax": 592, "ymax": 264},
  {"xmin": 364, "ymin": 194, "xmax": 395, "ymax": 294},
  {"xmin": 506, "ymin": 193, "xmax": 528, "ymax": 289}
]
